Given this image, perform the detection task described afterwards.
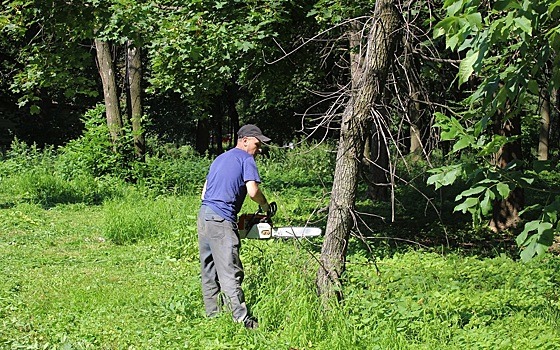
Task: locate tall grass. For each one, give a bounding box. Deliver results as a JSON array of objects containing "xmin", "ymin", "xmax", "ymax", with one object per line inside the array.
[{"xmin": 1, "ymin": 137, "xmax": 560, "ymax": 349}]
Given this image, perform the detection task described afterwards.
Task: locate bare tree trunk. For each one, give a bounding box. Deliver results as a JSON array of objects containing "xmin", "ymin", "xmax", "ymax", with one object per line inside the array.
[
  {"xmin": 489, "ymin": 114, "xmax": 524, "ymax": 232},
  {"xmin": 407, "ymin": 81, "xmax": 423, "ymax": 158},
  {"xmin": 538, "ymin": 88, "xmax": 550, "ymax": 161},
  {"xmin": 95, "ymin": 39, "xmax": 122, "ymax": 147},
  {"xmin": 126, "ymin": 41, "xmax": 146, "ymax": 159},
  {"xmin": 211, "ymin": 96, "xmax": 224, "ymax": 154},
  {"xmin": 226, "ymin": 82, "xmax": 239, "ymax": 147},
  {"xmin": 317, "ymin": 0, "xmax": 402, "ymax": 301},
  {"xmin": 350, "ymin": 20, "xmax": 390, "ymax": 201}
]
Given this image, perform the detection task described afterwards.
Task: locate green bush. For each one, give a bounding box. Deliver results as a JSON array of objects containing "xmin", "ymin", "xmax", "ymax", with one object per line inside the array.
[
  {"xmin": 56, "ymin": 104, "xmax": 135, "ymax": 180},
  {"xmin": 133, "ymin": 145, "xmax": 211, "ymax": 196},
  {"xmin": 259, "ymin": 140, "xmax": 335, "ymax": 190}
]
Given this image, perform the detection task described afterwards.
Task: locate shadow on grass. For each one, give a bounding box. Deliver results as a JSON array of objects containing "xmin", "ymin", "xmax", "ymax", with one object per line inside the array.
[{"xmin": 345, "ymin": 181, "xmax": 524, "ymax": 260}]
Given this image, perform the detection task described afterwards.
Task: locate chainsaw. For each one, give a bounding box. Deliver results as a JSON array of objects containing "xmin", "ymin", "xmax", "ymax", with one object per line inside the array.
[{"xmin": 238, "ymin": 202, "xmax": 322, "ymax": 239}]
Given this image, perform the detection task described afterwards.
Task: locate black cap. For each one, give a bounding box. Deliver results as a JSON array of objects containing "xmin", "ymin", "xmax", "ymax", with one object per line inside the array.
[{"xmin": 237, "ymin": 124, "xmax": 271, "ymax": 142}]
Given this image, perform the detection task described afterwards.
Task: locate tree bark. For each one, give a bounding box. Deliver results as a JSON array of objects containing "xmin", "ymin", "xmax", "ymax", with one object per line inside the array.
[
  {"xmin": 95, "ymin": 39, "xmax": 122, "ymax": 147},
  {"xmin": 349, "ymin": 20, "xmax": 390, "ymax": 202},
  {"xmin": 489, "ymin": 114, "xmax": 524, "ymax": 232},
  {"xmin": 538, "ymin": 88, "xmax": 550, "ymax": 161},
  {"xmin": 196, "ymin": 118, "xmax": 210, "ymax": 154},
  {"xmin": 226, "ymin": 82, "xmax": 239, "ymax": 147},
  {"xmin": 406, "ymin": 52, "xmax": 424, "ymax": 160},
  {"xmin": 126, "ymin": 41, "xmax": 146, "ymax": 159},
  {"xmin": 317, "ymin": 0, "xmax": 402, "ymax": 301}
]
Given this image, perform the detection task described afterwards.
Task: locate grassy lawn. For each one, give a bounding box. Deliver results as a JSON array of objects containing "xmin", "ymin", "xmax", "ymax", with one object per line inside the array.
[{"xmin": 1, "ymin": 197, "xmax": 560, "ymax": 349}]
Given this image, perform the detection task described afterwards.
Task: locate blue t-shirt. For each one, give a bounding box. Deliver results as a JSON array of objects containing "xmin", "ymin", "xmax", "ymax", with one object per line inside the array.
[{"xmin": 202, "ymin": 148, "xmax": 261, "ymax": 222}]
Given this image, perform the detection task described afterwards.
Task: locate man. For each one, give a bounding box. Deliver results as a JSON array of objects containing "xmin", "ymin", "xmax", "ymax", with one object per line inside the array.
[{"xmin": 198, "ymin": 124, "xmax": 273, "ymax": 329}]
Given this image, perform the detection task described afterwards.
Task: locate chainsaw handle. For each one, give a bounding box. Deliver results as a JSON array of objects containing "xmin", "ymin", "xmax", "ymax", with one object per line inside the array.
[
  {"xmin": 259, "ymin": 201, "xmax": 277, "ymax": 218},
  {"xmin": 268, "ymin": 202, "xmax": 277, "ymax": 218}
]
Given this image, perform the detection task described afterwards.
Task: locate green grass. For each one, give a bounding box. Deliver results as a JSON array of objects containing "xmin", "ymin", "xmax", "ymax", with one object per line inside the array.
[
  {"xmin": 1, "ymin": 195, "xmax": 559, "ymax": 349},
  {"xmin": 1, "ymin": 142, "xmax": 559, "ymax": 348}
]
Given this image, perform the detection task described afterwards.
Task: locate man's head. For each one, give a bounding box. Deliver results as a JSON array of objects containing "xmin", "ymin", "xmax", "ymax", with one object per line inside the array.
[
  {"xmin": 237, "ymin": 124, "xmax": 270, "ymax": 156},
  {"xmin": 237, "ymin": 124, "xmax": 271, "ymax": 143}
]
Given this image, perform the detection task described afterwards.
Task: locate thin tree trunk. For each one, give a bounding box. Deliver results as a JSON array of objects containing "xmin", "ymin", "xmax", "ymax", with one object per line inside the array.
[
  {"xmin": 538, "ymin": 88, "xmax": 550, "ymax": 161},
  {"xmin": 126, "ymin": 41, "xmax": 146, "ymax": 159},
  {"xmin": 366, "ymin": 112, "xmax": 390, "ymax": 201},
  {"xmin": 317, "ymin": 0, "xmax": 402, "ymax": 301},
  {"xmin": 407, "ymin": 68, "xmax": 423, "ymax": 159},
  {"xmin": 95, "ymin": 39, "xmax": 122, "ymax": 147},
  {"xmin": 226, "ymin": 82, "xmax": 239, "ymax": 147},
  {"xmin": 211, "ymin": 97, "xmax": 224, "ymax": 154}
]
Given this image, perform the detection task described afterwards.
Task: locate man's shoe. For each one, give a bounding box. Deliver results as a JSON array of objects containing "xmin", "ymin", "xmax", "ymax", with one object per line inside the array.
[{"xmin": 244, "ymin": 317, "xmax": 259, "ymax": 329}]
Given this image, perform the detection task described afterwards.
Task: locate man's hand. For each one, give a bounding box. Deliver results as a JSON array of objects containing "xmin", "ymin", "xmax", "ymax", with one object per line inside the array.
[
  {"xmin": 260, "ymin": 202, "xmax": 270, "ymax": 213},
  {"xmin": 260, "ymin": 202, "xmax": 277, "ymax": 217}
]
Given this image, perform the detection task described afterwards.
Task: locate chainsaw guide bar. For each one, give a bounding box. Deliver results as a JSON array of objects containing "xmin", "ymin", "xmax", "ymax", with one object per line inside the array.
[{"xmin": 238, "ymin": 213, "xmax": 321, "ymax": 239}]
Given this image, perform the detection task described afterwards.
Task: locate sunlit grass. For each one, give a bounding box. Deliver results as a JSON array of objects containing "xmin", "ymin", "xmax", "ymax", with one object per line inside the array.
[{"xmin": 1, "ymin": 196, "xmax": 559, "ymax": 349}]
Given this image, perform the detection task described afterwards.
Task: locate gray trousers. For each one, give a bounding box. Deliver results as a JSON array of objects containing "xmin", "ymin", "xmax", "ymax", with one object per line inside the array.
[{"xmin": 197, "ymin": 205, "xmax": 248, "ymax": 322}]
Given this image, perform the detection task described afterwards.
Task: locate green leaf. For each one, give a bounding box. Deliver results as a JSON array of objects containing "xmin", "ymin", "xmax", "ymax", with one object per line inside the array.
[
  {"xmin": 465, "ymin": 13, "xmax": 482, "ymax": 29},
  {"xmin": 452, "ymin": 134, "xmax": 475, "ymax": 152},
  {"xmin": 493, "ymin": 0, "xmax": 522, "ymax": 11},
  {"xmin": 496, "ymin": 182, "xmax": 511, "ymax": 199},
  {"xmin": 446, "ymin": 0, "xmax": 464, "ymax": 16},
  {"xmin": 517, "ymin": 221, "xmax": 555, "ymax": 262},
  {"xmin": 454, "ymin": 197, "xmax": 479, "ymax": 213},
  {"xmin": 433, "ymin": 17, "xmax": 457, "ymax": 39},
  {"xmin": 455, "ymin": 186, "xmax": 486, "ymax": 201},
  {"xmin": 427, "ymin": 164, "xmax": 463, "ymax": 189},
  {"xmin": 514, "ymin": 17, "xmax": 532, "ymax": 35},
  {"xmin": 458, "ymin": 50, "xmax": 479, "ymax": 86},
  {"xmin": 527, "ymin": 79, "xmax": 540, "ymax": 95},
  {"xmin": 480, "ymin": 189, "xmax": 493, "ymax": 215},
  {"xmin": 30, "ymin": 105, "xmax": 41, "ymax": 115},
  {"xmin": 447, "ymin": 34, "xmax": 460, "ymax": 50},
  {"xmin": 516, "ymin": 220, "xmax": 540, "ymax": 245}
]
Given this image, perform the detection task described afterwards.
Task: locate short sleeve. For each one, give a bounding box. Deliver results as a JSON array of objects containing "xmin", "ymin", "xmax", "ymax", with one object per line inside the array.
[{"xmin": 242, "ymin": 157, "xmax": 261, "ymax": 183}]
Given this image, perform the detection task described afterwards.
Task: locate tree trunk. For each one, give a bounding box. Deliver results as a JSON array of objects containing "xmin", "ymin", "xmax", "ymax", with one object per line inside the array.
[
  {"xmin": 397, "ymin": 37, "xmax": 428, "ymax": 162},
  {"xmin": 126, "ymin": 41, "xmax": 146, "ymax": 159},
  {"xmin": 366, "ymin": 112, "xmax": 390, "ymax": 201},
  {"xmin": 95, "ymin": 39, "xmax": 122, "ymax": 147},
  {"xmin": 126, "ymin": 41, "xmax": 145, "ymax": 158},
  {"xmin": 408, "ymin": 86, "xmax": 423, "ymax": 160},
  {"xmin": 317, "ymin": 0, "xmax": 402, "ymax": 301},
  {"xmin": 196, "ymin": 118, "xmax": 210, "ymax": 154},
  {"xmin": 538, "ymin": 88, "xmax": 550, "ymax": 161},
  {"xmin": 349, "ymin": 20, "xmax": 390, "ymax": 202},
  {"xmin": 211, "ymin": 97, "xmax": 224, "ymax": 154},
  {"xmin": 489, "ymin": 114, "xmax": 524, "ymax": 232},
  {"xmin": 226, "ymin": 82, "xmax": 239, "ymax": 147}
]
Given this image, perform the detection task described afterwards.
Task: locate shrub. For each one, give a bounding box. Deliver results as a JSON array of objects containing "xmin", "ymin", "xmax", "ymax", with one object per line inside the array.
[
  {"xmin": 132, "ymin": 145, "xmax": 211, "ymax": 196},
  {"xmin": 259, "ymin": 140, "xmax": 335, "ymax": 191},
  {"xmin": 56, "ymin": 104, "xmax": 135, "ymax": 180}
]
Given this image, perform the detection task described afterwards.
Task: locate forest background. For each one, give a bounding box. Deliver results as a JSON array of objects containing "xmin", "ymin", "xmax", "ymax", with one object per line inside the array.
[{"xmin": 1, "ymin": 0, "xmax": 560, "ymax": 348}]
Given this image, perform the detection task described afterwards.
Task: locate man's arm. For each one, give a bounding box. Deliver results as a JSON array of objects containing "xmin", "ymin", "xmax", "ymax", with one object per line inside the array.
[
  {"xmin": 201, "ymin": 180, "xmax": 207, "ymax": 200},
  {"xmin": 246, "ymin": 180, "xmax": 269, "ymax": 212}
]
